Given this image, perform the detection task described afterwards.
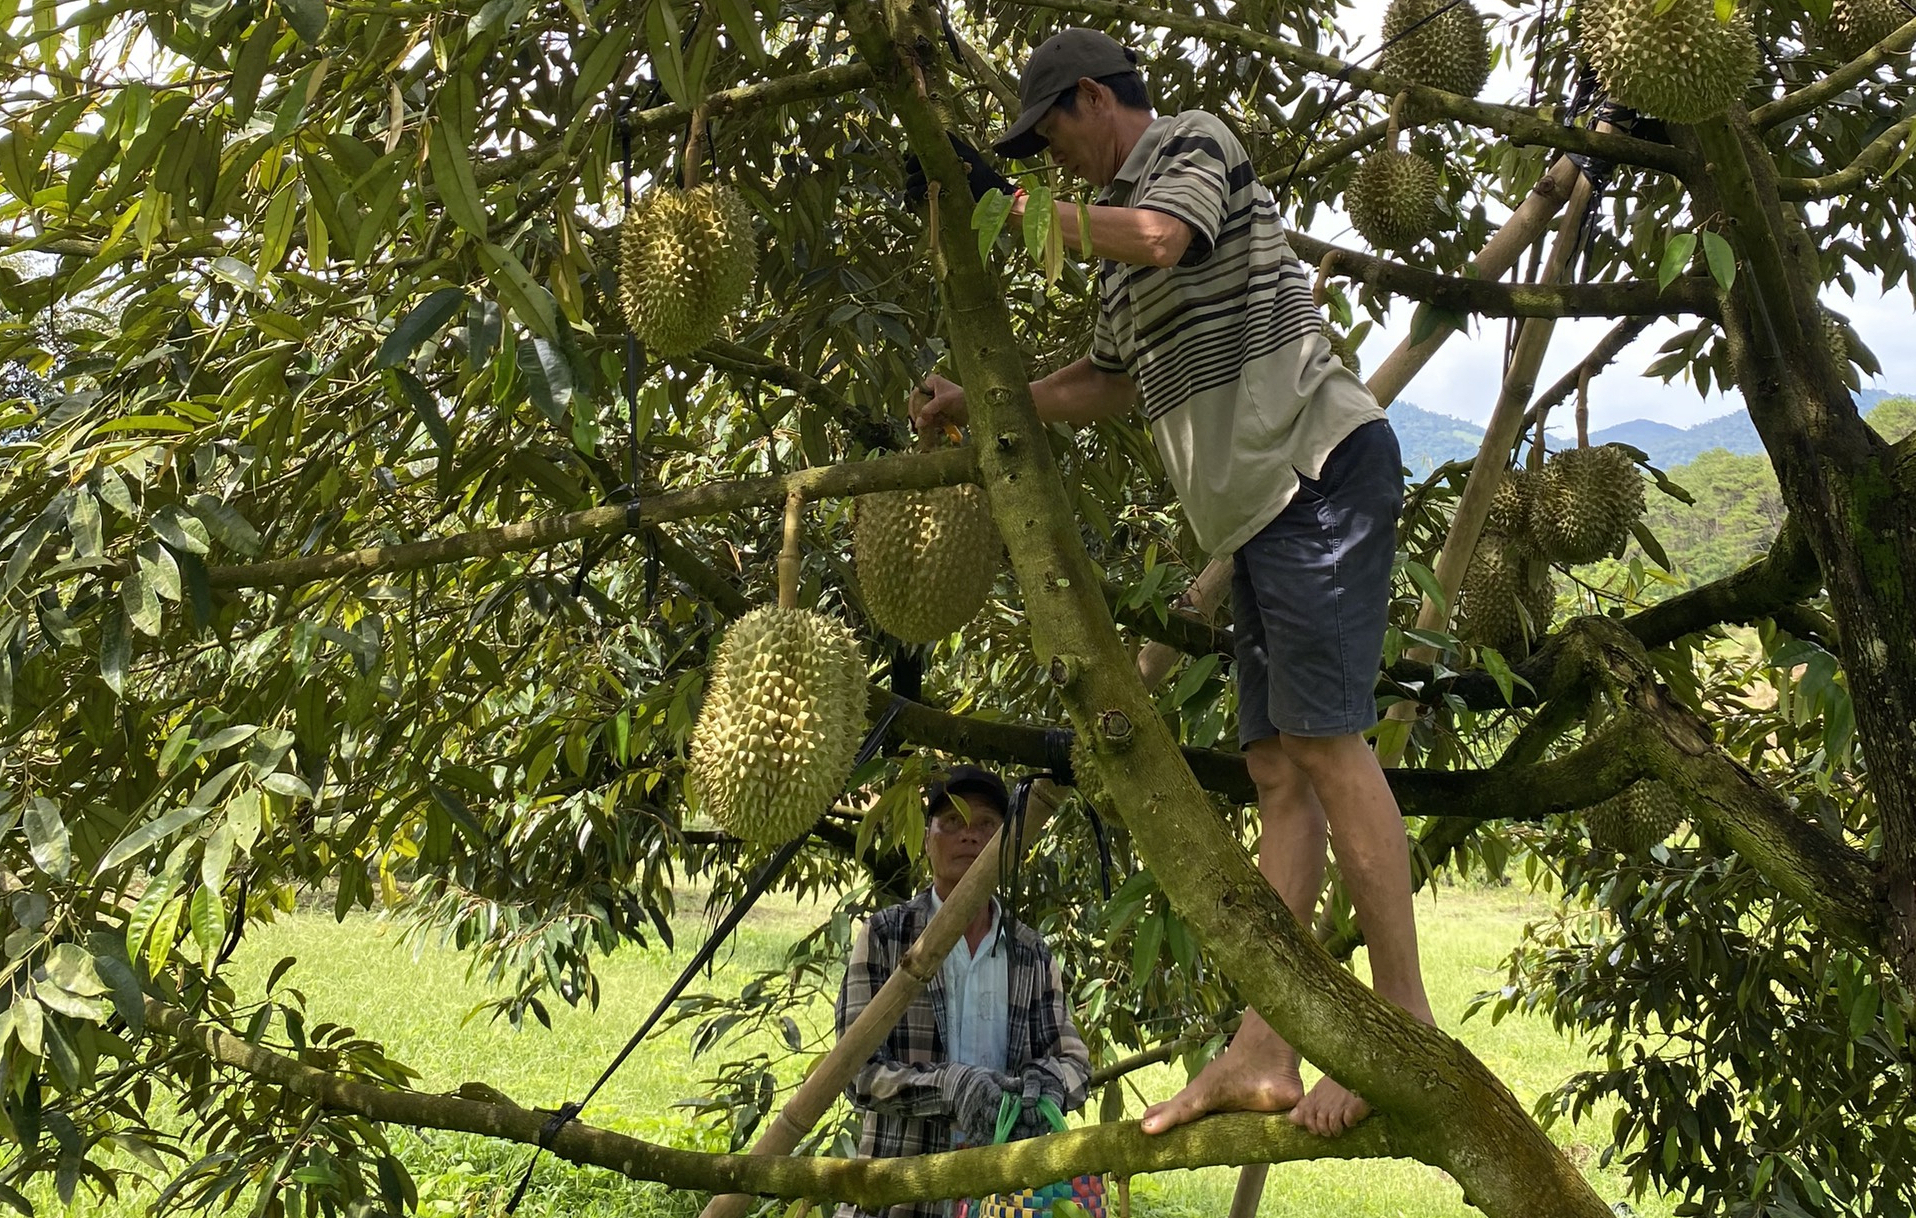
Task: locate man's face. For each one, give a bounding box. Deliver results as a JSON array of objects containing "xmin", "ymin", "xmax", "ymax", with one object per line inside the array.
[
  {"xmin": 924, "ymin": 793, "xmax": 1006, "ymax": 892},
  {"xmin": 1033, "ymin": 80, "xmax": 1116, "ymax": 187}
]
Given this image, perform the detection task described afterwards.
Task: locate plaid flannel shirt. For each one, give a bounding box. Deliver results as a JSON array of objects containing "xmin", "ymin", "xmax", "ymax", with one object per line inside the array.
[{"xmin": 833, "ymin": 889, "xmax": 1091, "ymax": 1218}]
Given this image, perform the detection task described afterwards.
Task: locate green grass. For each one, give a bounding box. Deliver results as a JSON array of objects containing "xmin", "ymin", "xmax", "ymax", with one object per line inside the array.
[{"xmin": 51, "ymin": 883, "xmax": 1671, "ymax": 1217}]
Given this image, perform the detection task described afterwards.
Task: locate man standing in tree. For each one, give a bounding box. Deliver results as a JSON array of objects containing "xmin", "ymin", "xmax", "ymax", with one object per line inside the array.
[
  {"xmin": 835, "ymin": 766, "xmax": 1089, "ymax": 1218},
  {"xmin": 910, "ymin": 28, "xmax": 1433, "ymax": 1137}
]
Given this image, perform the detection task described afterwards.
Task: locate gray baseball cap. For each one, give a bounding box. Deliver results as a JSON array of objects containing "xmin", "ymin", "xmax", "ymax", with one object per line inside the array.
[{"xmin": 992, "ymin": 28, "xmax": 1141, "ymax": 159}]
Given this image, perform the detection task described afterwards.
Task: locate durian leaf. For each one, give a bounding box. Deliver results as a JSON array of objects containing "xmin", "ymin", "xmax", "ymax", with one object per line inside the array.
[
  {"xmin": 1021, "ymin": 182, "xmax": 1053, "ymax": 265},
  {"xmin": 1404, "ymin": 558, "xmax": 1448, "ymax": 618},
  {"xmin": 477, "ymin": 242, "xmax": 559, "ymax": 340},
  {"xmin": 521, "ymin": 337, "xmax": 574, "ymax": 424},
  {"xmin": 1700, "ymin": 231, "xmax": 1736, "ymax": 292},
  {"xmin": 972, "ymin": 189, "xmax": 1015, "ymax": 263},
  {"xmin": 1632, "ymin": 519, "xmax": 1674, "ymax": 572},
  {"xmin": 388, "ymin": 369, "xmax": 455, "ymax": 452},
  {"xmin": 375, "ymin": 288, "xmax": 468, "ymax": 370},
  {"xmin": 711, "ymin": 0, "xmax": 764, "ymax": 66},
  {"xmin": 684, "ymin": 22, "xmax": 718, "ymax": 100},
  {"xmin": 279, "ymin": 0, "xmax": 327, "ymax": 44},
  {"xmin": 644, "ymin": 0, "xmax": 690, "ymax": 106},
  {"xmin": 1407, "ymin": 302, "xmax": 1467, "ymax": 346},
  {"xmin": 1657, "ymin": 232, "xmax": 1697, "ymax": 292},
  {"xmin": 427, "ymin": 120, "xmax": 488, "ymax": 238}
]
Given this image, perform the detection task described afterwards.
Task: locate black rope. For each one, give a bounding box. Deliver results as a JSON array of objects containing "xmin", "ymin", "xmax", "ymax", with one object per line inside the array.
[{"xmin": 502, "ymin": 697, "xmax": 910, "ymax": 1212}]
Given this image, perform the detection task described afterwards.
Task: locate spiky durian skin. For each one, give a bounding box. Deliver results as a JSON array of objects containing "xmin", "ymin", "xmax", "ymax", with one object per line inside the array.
[
  {"xmin": 1456, "ymin": 531, "xmax": 1556, "ymax": 657},
  {"xmin": 1346, "ymin": 149, "xmax": 1440, "ymax": 251},
  {"xmin": 1583, "ymin": 0, "xmax": 1758, "ymax": 124},
  {"xmin": 619, "ymin": 183, "xmax": 756, "ymax": 357},
  {"xmin": 1827, "ymin": 0, "xmax": 1906, "ymax": 59},
  {"xmin": 1586, "ymin": 780, "xmax": 1684, "ymax": 853},
  {"xmin": 852, "ymin": 485, "xmax": 1001, "ymax": 643},
  {"xmin": 1380, "ymin": 0, "xmax": 1493, "ymax": 96},
  {"xmin": 1485, "ymin": 466, "xmax": 1539, "ymax": 541},
  {"xmin": 1531, "ymin": 444, "xmax": 1646, "ymax": 564},
  {"xmin": 688, "ymin": 606, "xmax": 867, "ymax": 844},
  {"xmin": 1322, "ymin": 322, "xmax": 1362, "ymax": 376}
]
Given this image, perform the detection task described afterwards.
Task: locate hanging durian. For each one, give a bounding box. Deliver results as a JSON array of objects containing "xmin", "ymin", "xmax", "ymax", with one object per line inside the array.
[
  {"xmin": 1484, "ymin": 466, "xmax": 1538, "ymax": 541},
  {"xmin": 1826, "ymin": 0, "xmax": 1906, "ymax": 60},
  {"xmin": 1585, "ymin": 780, "xmax": 1684, "ymax": 853},
  {"xmin": 853, "ymin": 482, "xmax": 1002, "ymax": 643},
  {"xmin": 1580, "ymin": 0, "xmax": 1757, "ymax": 124},
  {"xmin": 1531, "ymin": 444, "xmax": 1645, "ymax": 564},
  {"xmin": 1380, "ymin": 0, "xmax": 1493, "ymax": 97},
  {"xmin": 1455, "ymin": 531, "xmax": 1556, "ymax": 657},
  {"xmin": 1321, "ymin": 322, "xmax": 1363, "ymax": 376},
  {"xmin": 688, "ymin": 496, "xmax": 867, "ymax": 844},
  {"xmin": 1347, "ymin": 147, "xmax": 1440, "ymax": 251},
  {"xmin": 619, "ymin": 182, "xmax": 756, "ymax": 356}
]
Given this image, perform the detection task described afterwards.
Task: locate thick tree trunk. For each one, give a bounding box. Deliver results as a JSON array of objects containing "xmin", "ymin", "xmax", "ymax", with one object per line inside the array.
[
  {"xmin": 1683, "ymin": 111, "xmax": 1916, "ymax": 985},
  {"xmin": 851, "ymin": 3, "xmax": 1611, "ymax": 1214}
]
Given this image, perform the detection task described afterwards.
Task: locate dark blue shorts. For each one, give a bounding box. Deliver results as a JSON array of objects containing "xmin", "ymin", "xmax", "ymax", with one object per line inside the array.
[{"xmin": 1234, "ymin": 419, "xmax": 1404, "ymax": 744}]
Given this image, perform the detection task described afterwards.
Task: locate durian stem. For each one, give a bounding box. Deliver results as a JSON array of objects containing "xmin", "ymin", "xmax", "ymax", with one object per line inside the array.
[
  {"xmin": 683, "ymin": 106, "xmax": 707, "ymax": 189},
  {"xmin": 778, "ymin": 491, "xmax": 804, "ymax": 609},
  {"xmin": 1385, "ymin": 92, "xmax": 1410, "ymax": 149},
  {"xmin": 1575, "ymin": 366, "xmax": 1591, "ymax": 449}
]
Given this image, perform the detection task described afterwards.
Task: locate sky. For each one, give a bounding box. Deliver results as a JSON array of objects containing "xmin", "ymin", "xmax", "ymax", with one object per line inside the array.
[{"xmin": 1290, "ymin": 0, "xmax": 1914, "ymax": 431}]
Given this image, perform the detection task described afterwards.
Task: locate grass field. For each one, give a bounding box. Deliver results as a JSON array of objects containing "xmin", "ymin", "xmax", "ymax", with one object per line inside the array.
[{"xmin": 57, "ymin": 882, "xmax": 1672, "ymax": 1217}]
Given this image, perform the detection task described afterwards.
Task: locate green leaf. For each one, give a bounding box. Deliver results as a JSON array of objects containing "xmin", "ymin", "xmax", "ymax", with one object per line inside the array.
[
  {"xmin": 1021, "ymin": 183, "xmax": 1053, "ymax": 263},
  {"xmin": 13, "ymin": 996, "xmax": 43, "ymax": 1057},
  {"xmin": 152, "ymin": 506, "xmax": 211, "ymax": 555},
  {"xmin": 94, "ymin": 954, "xmax": 145, "ymax": 1037},
  {"xmin": 476, "ymin": 243, "xmax": 558, "ymax": 340},
  {"xmin": 376, "ymin": 288, "xmax": 468, "ymax": 369},
  {"xmin": 2, "ymin": 504, "xmax": 58, "ymax": 598},
  {"xmin": 187, "ymin": 495, "xmax": 263, "ymax": 557},
  {"xmin": 190, "ymin": 884, "xmax": 227, "ymax": 965},
  {"xmin": 1658, "ymin": 232, "xmax": 1697, "ymax": 293},
  {"xmin": 710, "ymin": 0, "xmax": 763, "ymax": 66},
  {"xmin": 972, "ymin": 189, "xmax": 1016, "ymax": 263},
  {"xmin": 1404, "ymin": 559, "xmax": 1448, "ymax": 619},
  {"xmin": 65, "ymin": 493, "xmax": 102, "ymax": 559},
  {"xmin": 467, "ymin": 298, "xmax": 501, "ymax": 369},
  {"xmin": 643, "ymin": 0, "xmax": 689, "ymax": 105},
  {"xmin": 125, "ymin": 869, "xmax": 181, "ymax": 964},
  {"xmin": 145, "ymin": 896, "xmax": 184, "ymax": 978},
  {"xmin": 100, "ymin": 609, "xmax": 130, "ymax": 695},
  {"xmin": 389, "ymin": 369, "xmax": 455, "ymax": 451},
  {"xmin": 23, "ymin": 798, "xmax": 70, "ymax": 881},
  {"xmin": 428, "ymin": 120, "xmax": 488, "ymax": 238},
  {"xmin": 1131, "ymin": 909, "xmax": 1165, "ymax": 977},
  {"xmin": 96, "ymin": 804, "xmax": 214, "ymax": 876},
  {"xmin": 280, "ymin": 0, "xmax": 327, "ymax": 44},
  {"xmin": 1407, "ymin": 303, "xmax": 1467, "ymax": 347},
  {"xmin": 137, "ymin": 541, "xmax": 182, "ymax": 602},
  {"xmin": 1700, "ymin": 230, "xmax": 1736, "ymax": 292},
  {"xmin": 43, "ymin": 944, "xmax": 109, "ymax": 997},
  {"xmin": 521, "ymin": 336, "xmax": 574, "ymax": 423},
  {"xmin": 201, "ymin": 822, "xmax": 236, "ymax": 891},
  {"xmin": 121, "ymin": 567, "xmax": 162, "ymax": 636}
]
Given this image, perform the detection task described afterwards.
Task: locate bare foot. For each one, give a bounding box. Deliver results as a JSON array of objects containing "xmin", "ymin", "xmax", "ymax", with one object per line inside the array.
[
  {"xmin": 1289, "ymin": 1075, "xmax": 1370, "ymax": 1137},
  {"xmin": 1138, "ymin": 1016, "xmax": 1302, "ymax": 1135}
]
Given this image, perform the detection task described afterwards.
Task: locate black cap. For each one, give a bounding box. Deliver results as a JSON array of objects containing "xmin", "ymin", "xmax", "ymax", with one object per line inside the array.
[
  {"xmin": 992, "ymin": 29, "xmax": 1141, "ymax": 159},
  {"xmin": 925, "ymin": 764, "xmax": 1010, "ymax": 819}
]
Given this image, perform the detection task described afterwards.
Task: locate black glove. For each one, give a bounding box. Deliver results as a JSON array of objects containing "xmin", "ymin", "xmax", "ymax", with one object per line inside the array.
[
  {"xmin": 904, "ymin": 134, "xmax": 1015, "ymax": 206},
  {"xmin": 938, "ymin": 1062, "xmax": 1016, "ymax": 1143}
]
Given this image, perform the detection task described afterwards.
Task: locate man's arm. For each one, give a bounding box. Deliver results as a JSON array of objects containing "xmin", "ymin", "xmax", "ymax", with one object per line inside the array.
[
  {"xmin": 1013, "ymin": 195, "xmax": 1193, "ymax": 270},
  {"xmin": 915, "ymin": 359, "xmax": 1134, "ymax": 433},
  {"xmin": 1011, "ymin": 948, "xmax": 1093, "ymax": 1133}
]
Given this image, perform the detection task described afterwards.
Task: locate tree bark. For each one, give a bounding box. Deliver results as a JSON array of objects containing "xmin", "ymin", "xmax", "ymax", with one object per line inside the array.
[
  {"xmin": 1682, "ymin": 110, "xmax": 1916, "ymax": 986},
  {"xmin": 858, "ymin": 2, "xmax": 1613, "ymax": 1213}
]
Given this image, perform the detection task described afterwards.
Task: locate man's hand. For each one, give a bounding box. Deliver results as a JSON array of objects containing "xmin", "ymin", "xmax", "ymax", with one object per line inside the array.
[
  {"xmin": 911, "ymin": 373, "xmax": 967, "ymax": 433},
  {"xmin": 939, "ymin": 1062, "xmax": 1015, "ymax": 1141},
  {"xmin": 903, "ymin": 134, "xmax": 1016, "ymax": 206}
]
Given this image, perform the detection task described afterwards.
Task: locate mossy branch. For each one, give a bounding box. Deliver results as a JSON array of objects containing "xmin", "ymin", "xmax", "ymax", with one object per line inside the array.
[
  {"xmin": 1009, "ymin": 0, "xmax": 1697, "ymax": 177},
  {"xmin": 1288, "ymin": 233, "xmax": 1720, "ymax": 319},
  {"xmin": 146, "ymin": 998, "xmax": 1398, "ymax": 1202},
  {"xmin": 204, "ymin": 448, "xmax": 976, "ymax": 590},
  {"xmin": 1776, "ymin": 108, "xmax": 1916, "ymax": 200}
]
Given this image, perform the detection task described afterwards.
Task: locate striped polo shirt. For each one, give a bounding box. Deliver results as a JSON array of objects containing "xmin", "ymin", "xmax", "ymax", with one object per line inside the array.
[{"xmin": 1091, "ymin": 111, "xmax": 1385, "ymax": 555}]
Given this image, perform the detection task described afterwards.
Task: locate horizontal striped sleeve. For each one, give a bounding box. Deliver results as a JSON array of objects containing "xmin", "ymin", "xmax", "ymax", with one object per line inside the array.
[
  {"xmin": 1130, "ymin": 115, "xmax": 1244, "ymax": 263},
  {"xmin": 1091, "ymin": 261, "xmax": 1126, "ymax": 372}
]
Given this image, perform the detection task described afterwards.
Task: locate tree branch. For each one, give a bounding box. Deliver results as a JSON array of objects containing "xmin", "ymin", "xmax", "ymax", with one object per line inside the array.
[
  {"xmin": 687, "ymin": 339, "xmax": 896, "ymax": 450},
  {"xmin": 1751, "ymin": 14, "xmax": 1916, "ymax": 129},
  {"xmin": 146, "ymin": 999, "xmax": 1398, "ymax": 1203},
  {"xmin": 205, "ymin": 448, "xmax": 977, "ymax": 590},
  {"xmin": 1288, "ymin": 234, "xmax": 1719, "ymax": 319},
  {"xmin": 1010, "ymin": 0, "xmax": 1696, "ymax": 177},
  {"xmin": 1776, "ymin": 105, "xmax": 1916, "ymax": 200}
]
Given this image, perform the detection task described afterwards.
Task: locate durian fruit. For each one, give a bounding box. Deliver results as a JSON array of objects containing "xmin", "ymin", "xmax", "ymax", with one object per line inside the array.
[
  {"xmin": 1380, "ymin": 0, "xmax": 1493, "ymax": 97},
  {"xmin": 1585, "ymin": 780, "xmax": 1685, "ymax": 854},
  {"xmin": 1826, "ymin": 0, "xmax": 1907, "ymax": 60},
  {"xmin": 1346, "ymin": 148, "xmax": 1440, "ymax": 250},
  {"xmin": 619, "ymin": 183, "xmax": 756, "ymax": 357},
  {"xmin": 1455, "ymin": 531, "xmax": 1557, "ymax": 657},
  {"xmin": 852, "ymin": 485, "xmax": 1001, "ymax": 643},
  {"xmin": 1322, "ymin": 322, "xmax": 1362, "ymax": 376},
  {"xmin": 1484, "ymin": 466, "xmax": 1538, "ymax": 541},
  {"xmin": 1530, "ymin": 444, "xmax": 1646, "ymax": 564},
  {"xmin": 1580, "ymin": 0, "xmax": 1758, "ymax": 124},
  {"xmin": 688, "ymin": 605, "xmax": 867, "ymax": 844}
]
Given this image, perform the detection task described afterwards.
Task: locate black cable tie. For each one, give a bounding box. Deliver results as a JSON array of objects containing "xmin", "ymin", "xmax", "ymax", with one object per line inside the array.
[
  {"xmin": 1041, "ymin": 729, "xmax": 1074, "ymax": 786},
  {"xmin": 1086, "ymin": 807, "xmax": 1114, "ymax": 901},
  {"xmin": 539, "ymin": 1102, "xmax": 584, "ymax": 1148},
  {"xmin": 625, "ymin": 499, "xmax": 646, "ymax": 530}
]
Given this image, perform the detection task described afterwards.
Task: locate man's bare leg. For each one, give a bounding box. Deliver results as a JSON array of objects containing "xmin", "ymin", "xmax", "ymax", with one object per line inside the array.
[
  {"xmin": 1280, "ymin": 731, "xmax": 1435, "ymax": 1136},
  {"xmin": 1139, "ymin": 737, "xmax": 1324, "ymax": 1134}
]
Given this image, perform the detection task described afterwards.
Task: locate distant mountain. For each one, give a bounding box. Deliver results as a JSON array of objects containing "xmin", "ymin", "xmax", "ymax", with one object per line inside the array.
[{"xmin": 1386, "ymin": 388, "xmax": 1910, "ymax": 474}]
